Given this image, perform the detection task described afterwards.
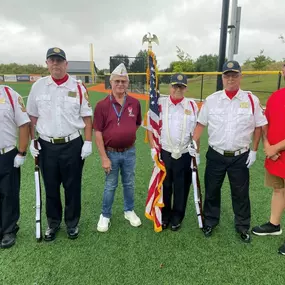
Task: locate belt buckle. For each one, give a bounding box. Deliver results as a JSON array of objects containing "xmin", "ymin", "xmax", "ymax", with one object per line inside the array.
[
  {"xmin": 0, "ymin": 148, "xmax": 4, "ymax": 155},
  {"xmin": 223, "ymin": 151, "xmax": 235, "ymax": 157},
  {"xmin": 51, "ymin": 137, "xmax": 66, "ymax": 144}
]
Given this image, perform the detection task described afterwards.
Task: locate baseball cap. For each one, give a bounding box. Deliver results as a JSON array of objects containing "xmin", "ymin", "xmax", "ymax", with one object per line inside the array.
[
  {"xmin": 170, "ymin": 73, "xmax": 187, "ymax": 87},
  {"xmin": 46, "ymin": 47, "xmax": 66, "ymax": 60},
  {"xmin": 222, "ymin": 60, "xmax": 241, "ymax": 74}
]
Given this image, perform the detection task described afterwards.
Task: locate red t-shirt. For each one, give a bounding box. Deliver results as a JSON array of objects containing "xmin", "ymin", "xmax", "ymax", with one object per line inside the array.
[
  {"xmin": 264, "ymin": 88, "xmax": 285, "ymax": 178},
  {"xmin": 93, "ymin": 94, "xmax": 142, "ymax": 148}
]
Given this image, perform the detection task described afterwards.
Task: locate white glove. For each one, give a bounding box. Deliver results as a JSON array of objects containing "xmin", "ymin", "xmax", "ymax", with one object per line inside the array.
[
  {"xmin": 188, "ymin": 140, "xmax": 197, "ymax": 157},
  {"xmin": 14, "ymin": 154, "xmax": 26, "ymax": 168},
  {"xmin": 151, "ymin": 148, "xmax": 156, "ymax": 161},
  {"xmin": 30, "ymin": 139, "xmax": 41, "ymax": 158},
  {"xmin": 196, "ymin": 153, "xmax": 200, "ymax": 166},
  {"xmin": 246, "ymin": 150, "xmax": 257, "ymax": 168},
  {"xmin": 81, "ymin": 141, "xmax": 92, "ymax": 160}
]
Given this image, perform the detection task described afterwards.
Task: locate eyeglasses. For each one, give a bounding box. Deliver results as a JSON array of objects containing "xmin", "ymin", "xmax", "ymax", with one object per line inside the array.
[
  {"xmin": 47, "ymin": 57, "xmax": 65, "ymax": 63},
  {"xmin": 114, "ymin": 80, "xmax": 127, "ymax": 85},
  {"xmin": 173, "ymin": 85, "xmax": 186, "ymax": 89},
  {"xmin": 222, "ymin": 73, "xmax": 240, "ymax": 79}
]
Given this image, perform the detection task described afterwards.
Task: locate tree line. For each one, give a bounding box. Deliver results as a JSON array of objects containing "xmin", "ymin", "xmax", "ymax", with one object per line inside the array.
[
  {"xmin": 0, "ymin": 63, "xmax": 48, "ymax": 75},
  {"xmin": 1, "ymin": 49, "xmax": 283, "ymax": 76}
]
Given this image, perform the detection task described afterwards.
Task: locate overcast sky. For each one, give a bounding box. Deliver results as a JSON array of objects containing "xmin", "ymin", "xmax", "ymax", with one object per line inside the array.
[{"xmin": 0, "ymin": 0, "xmax": 284, "ymax": 70}]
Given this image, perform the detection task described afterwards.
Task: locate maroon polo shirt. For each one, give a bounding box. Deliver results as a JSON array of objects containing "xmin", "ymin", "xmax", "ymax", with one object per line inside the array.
[{"xmin": 93, "ymin": 94, "xmax": 142, "ymax": 148}]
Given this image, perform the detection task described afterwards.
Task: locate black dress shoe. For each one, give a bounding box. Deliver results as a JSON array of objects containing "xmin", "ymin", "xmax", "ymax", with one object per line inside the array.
[
  {"xmin": 202, "ymin": 226, "xmax": 213, "ymax": 237},
  {"xmin": 240, "ymin": 231, "xmax": 251, "ymax": 243},
  {"xmin": 171, "ymin": 223, "xmax": 181, "ymax": 231},
  {"xmin": 67, "ymin": 227, "xmax": 79, "ymax": 239},
  {"xmin": 1, "ymin": 233, "xmax": 16, "ymax": 249},
  {"xmin": 162, "ymin": 221, "xmax": 169, "ymax": 230},
  {"xmin": 44, "ymin": 226, "xmax": 60, "ymax": 242}
]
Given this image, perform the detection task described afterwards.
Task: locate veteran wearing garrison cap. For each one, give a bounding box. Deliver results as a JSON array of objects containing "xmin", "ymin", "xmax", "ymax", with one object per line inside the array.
[
  {"xmin": 191, "ymin": 60, "xmax": 267, "ymax": 242},
  {"xmin": 147, "ymin": 73, "xmax": 199, "ymax": 231},
  {"xmin": 93, "ymin": 63, "xmax": 142, "ymax": 232},
  {"xmin": 26, "ymin": 47, "xmax": 93, "ymax": 241}
]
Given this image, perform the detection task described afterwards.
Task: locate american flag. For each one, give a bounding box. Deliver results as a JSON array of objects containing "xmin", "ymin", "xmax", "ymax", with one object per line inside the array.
[{"xmin": 145, "ymin": 51, "xmax": 166, "ymax": 232}]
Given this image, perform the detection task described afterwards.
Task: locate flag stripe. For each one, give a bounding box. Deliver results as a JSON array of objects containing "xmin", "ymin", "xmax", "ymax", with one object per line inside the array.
[{"xmin": 145, "ymin": 51, "xmax": 166, "ymax": 233}]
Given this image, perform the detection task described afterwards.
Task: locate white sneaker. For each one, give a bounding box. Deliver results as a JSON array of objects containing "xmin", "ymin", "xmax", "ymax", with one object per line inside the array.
[
  {"xmin": 124, "ymin": 211, "xmax": 142, "ymax": 227},
  {"xmin": 97, "ymin": 214, "xmax": 110, "ymax": 232}
]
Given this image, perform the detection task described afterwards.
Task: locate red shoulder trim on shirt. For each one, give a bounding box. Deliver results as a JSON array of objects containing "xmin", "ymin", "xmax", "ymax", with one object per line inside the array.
[{"xmin": 4, "ymin": 87, "xmax": 14, "ymax": 112}]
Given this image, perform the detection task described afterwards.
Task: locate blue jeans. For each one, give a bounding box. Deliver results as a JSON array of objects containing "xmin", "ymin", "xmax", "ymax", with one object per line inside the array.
[{"xmin": 102, "ymin": 146, "xmax": 136, "ymax": 218}]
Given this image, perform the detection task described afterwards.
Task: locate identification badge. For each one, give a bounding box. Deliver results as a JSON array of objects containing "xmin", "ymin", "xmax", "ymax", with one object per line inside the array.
[
  {"xmin": 240, "ymin": 102, "xmax": 249, "ymax": 108},
  {"xmin": 0, "ymin": 98, "xmax": 5, "ymax": 104},
  {"xmin": 68, "ymin": 91, "xmax": 77, "ymax": 98},
  {"xmin": 184, "ymin": 109, "xmax": 192, "ymax": 115}
]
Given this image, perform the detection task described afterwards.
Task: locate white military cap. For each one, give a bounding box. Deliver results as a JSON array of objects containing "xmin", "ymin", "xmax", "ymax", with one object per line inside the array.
[{"xmin": 110, "ymin": 63, "xmax": 129, "ymax": 81}]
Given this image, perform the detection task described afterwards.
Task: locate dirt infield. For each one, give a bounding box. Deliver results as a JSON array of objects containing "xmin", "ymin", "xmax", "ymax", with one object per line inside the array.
[
  {"xmin": 88, "ymin": 83, "xmax": 203, "ymax": 110},
  {"xmin": 88, "ymin": 83, "xmax": 149, "ymax": 100}
]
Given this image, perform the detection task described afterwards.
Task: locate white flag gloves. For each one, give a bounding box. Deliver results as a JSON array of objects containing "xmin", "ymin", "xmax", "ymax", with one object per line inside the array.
[
  {"xmin": 14, "ymin": 154, "xmax": 26, "ymax": 168},
  {"xmin": 81, "ymin": 141, "xmax": 92, "ymax": 160},
  {"xmin": 246, "ymin": 150, "xmax": 257, "ymax": 168},
  {"xmin": 29, "ymin": 139, "xmax": 41, "ymax": 159},
  {"xmin": 151, "ymin": 148, "xmax": 156, "ymax": 161},
  {"xmin": 188, "ymin": 140, "xmax": 197, "ymax": 157}
]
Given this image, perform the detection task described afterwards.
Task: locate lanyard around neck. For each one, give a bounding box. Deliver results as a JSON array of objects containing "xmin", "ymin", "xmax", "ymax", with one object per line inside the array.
[{"xmin": 109, "ymin": 95, "xmax": 126, "ymax": 125}]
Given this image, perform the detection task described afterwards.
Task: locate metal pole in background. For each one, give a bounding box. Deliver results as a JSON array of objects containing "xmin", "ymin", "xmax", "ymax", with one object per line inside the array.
[
  {"xmin": 89, "ymin": 43, "xmax": 95, "ymax": 84},
  {"xmin": 277, "ymin": 72, "xmax": 282, "ymax": 90},
  {"xmin": 228, "ymin": 0, "xmax": 237, "ymax": 61},
  {"xmin": 200, "ymin": 74, "xmax": 204, "ymax": 102},
  {"xmin": 216, "ymin": 0, "xmax": 230, "ymax": 91}
]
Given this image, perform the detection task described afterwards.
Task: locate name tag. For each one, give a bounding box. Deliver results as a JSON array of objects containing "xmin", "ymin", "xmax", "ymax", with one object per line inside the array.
[
  {"xmin": 240, "ymin": 102, "xmax": 249, "ymax": 108},
  {"xmin": 68, "ymin": 91, "xmax": 77, "ymax": 98},
  {"xmin": 0, "ymin": 98, "xmax": 5, "ymax": 104},
  {"xmin": 184, "ymin": 109, "xmax": 192, "ymax": 115}
]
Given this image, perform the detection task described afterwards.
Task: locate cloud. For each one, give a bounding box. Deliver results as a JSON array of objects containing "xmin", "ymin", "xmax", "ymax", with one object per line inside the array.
[{"xmin": 0, "ymin": 0, "xmax": 284, "ymax": 69}]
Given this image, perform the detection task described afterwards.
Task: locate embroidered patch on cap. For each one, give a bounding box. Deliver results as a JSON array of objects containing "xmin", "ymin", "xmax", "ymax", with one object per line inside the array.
[{"xmin": 227, "ymin": 62, "xmax": 234, "ymax": 68}]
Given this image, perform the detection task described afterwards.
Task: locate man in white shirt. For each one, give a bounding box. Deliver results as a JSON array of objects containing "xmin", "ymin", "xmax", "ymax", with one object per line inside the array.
[
  {"xmin": 26, "ymin": 47, "xmax": 93, "ymax": 241},
  {"xmin": 191, "ymin": 61, "xmax": 267, "ymax": 242},
  {"xmin": 148, "ymin": 73, "xmax": 199, "ymax": 231},
  {"xmin": 0, "ymin": 85, "xmax": 30, "ymax": 248}
]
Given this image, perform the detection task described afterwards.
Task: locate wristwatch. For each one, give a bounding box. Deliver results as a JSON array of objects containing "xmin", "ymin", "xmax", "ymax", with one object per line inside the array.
[{"xmin": 18, "ymin": 151, "xmax": 27, "ymax": 156}]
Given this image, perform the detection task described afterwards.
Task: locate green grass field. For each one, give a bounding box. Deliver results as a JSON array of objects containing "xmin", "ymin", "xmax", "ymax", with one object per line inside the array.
[{"xmin": 1, "ymin": 83, "xmax": 285, "ymax": 285}]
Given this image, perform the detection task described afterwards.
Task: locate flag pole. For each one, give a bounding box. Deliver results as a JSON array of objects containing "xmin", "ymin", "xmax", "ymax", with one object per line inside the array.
[{"xmin": 142, "ymin": 33, "xmax": 159, "ymax": 143}]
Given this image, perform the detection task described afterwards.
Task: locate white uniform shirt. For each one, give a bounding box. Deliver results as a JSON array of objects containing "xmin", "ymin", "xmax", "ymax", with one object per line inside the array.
[
  {"xmin": 159, "ymin": 96, "xmax": 198, "ymax": 153},
  {"xmin": 0, "ymin": 85, "xmax": 30, "ymax": 149},
  {"xmin": 26, "ymin": 75, "xmax": 92, "ymax": 137},
  {"xmin": 198, "ymin": 89, "xmax": 268, "ymax": 151}
]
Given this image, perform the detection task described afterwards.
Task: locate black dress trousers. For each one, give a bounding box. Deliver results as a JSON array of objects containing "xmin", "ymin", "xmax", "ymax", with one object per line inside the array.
[
  {"xmin": 39, "ymin": 136, "xmax": 84, "ymax": 229},
  {"xmin": 0, "ymin": 148, "xmax": 20, "ymax": 236},
  {"xmin": 203, "ymin": 147, "xmax": 250, "ymax": 232},
  {"xmin": 161, "ymin": 149, "xmax": 192, "ymax": 225}
]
